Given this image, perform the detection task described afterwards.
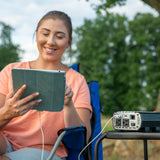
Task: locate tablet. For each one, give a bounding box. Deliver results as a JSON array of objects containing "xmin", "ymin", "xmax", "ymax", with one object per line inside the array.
[{"xmin": 12, "ymin": 68, "xmax": 66, "ymax": 112}]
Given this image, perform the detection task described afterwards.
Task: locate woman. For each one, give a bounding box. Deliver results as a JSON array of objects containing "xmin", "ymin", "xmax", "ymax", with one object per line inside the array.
[{"xmin": 0, "ymin": 11, "xmax": 92, "ymax": 160}]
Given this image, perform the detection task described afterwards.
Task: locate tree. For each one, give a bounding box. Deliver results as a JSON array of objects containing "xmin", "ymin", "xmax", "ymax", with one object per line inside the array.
[
  {"xmin": 73, "ymin": 12, "xmax": 160, "ymax": 115},
  {"xmin": 0, "ymin": 22, "xmax": 21, "ymax": 70},
  {"xmin": 127, "ymin": 13, "xmax": 160, "ymax": 111},
  {"xmin": 83, "ymin": 0, "xmax": 160, "ymax": 112},
  {"xmin": 74, "ymin": 13, "xmax": 129, "ymax": 114},
  {"xmin": 86, "ymin": 0, "xmax": 160, "ymax": 15}
]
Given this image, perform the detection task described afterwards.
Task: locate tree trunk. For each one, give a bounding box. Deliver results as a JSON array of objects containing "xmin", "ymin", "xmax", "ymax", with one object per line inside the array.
[
  {"xmin": 142, "ymin": 0, "xmax": 160, "ymax": 15},
  {"xmin": 156, "ymin": 90, "xmax": 160, "ymax": 111}
]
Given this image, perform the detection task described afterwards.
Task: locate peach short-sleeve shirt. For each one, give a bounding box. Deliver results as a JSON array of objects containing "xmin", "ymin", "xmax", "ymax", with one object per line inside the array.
[{"xmin": 0, "ymin": 62, "xmax": 92, "ymax": 158}]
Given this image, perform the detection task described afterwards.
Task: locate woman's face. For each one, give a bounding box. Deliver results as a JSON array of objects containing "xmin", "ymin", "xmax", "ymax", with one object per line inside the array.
[{"xmin": 36, "ymin": 18, "xmax": 69, "ymax": 62}]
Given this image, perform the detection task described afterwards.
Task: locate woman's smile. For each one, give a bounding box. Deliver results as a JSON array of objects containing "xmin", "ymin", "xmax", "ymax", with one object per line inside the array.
[{"xmin": 44, "ymin": 47, "xmax": 57, "ymax": 54}]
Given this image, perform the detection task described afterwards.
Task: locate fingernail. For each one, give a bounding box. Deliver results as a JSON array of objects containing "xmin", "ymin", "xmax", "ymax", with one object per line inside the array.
[
  {"xmin": 23, "ymin": 84, "xmax": 26, "ymax": 88},
  {"xmin": 35, "ymin": 92, "xmax": 40, "ymax": 96},
  {"xmin": 38, "ymin": 99, "xmax": 42, "ymax": 102}
]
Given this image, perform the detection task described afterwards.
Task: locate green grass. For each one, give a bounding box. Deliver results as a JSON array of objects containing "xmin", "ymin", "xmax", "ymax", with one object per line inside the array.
[{"xmin": 101, "ymin": 114, "xmax": 114, "ymax": 132}]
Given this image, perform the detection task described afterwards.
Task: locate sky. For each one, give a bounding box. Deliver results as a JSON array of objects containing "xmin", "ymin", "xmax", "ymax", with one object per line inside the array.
[{"xmin": 0, "ymin": 0, "xmax": 158, "ymax": 62}]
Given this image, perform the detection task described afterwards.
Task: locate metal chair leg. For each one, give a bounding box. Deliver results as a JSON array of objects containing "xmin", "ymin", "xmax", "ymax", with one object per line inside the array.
[
  {"xmin": 94, "ymin": 132, "xmax": 107, "ymax": 160},
  {"xmin": 143, "ymin": 139, "xmax": 148, "ymax": 160}
]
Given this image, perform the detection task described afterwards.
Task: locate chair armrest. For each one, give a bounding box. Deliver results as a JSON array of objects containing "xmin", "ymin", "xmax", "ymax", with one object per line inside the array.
[
  {"xmin": 58, "ymin": 125, "xmax": 87, "ymax": 160},
  {"xmin": 58, "ymin": 125, "xmax": 86, "ymax": 150}
]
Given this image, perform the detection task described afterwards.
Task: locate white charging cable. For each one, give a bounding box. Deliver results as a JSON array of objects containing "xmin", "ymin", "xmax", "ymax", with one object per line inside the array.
[
  {"xmin": 39, "ymin": 111, "xmax": 45, "ymax": 160},
  {"xmin": 78, "ymin": 116, "xmax": 113, "ymax": 160}
]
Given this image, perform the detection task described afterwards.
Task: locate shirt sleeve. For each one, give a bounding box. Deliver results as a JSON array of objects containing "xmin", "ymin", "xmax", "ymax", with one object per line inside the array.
[
  {"xmin": 0, "ymin": 64, "xmax": 11, "ymax": 95},
  {"xmin": 73, "ymin": 76, "xmax": 92, "ymax": 113}
]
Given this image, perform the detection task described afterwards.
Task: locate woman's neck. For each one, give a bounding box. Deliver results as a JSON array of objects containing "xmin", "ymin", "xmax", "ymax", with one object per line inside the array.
[{"xmin": 29, "ymin": 58, "xmax": 68, "ymax": 71}]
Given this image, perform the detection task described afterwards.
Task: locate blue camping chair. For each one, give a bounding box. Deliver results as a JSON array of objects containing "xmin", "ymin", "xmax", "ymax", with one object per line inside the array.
[{"xmin": 47, "ymin": 64, "xmax": 103, "ymax": 160}]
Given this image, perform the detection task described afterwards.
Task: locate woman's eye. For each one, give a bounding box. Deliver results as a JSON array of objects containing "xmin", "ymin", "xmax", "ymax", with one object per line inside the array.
[
  {"xmin": 56, "ymin": 35, "xmax": 64, "ymax": 39},
  {"xmin": 43, "ymin": 33, "xmax": 49, "ymax": 36}
]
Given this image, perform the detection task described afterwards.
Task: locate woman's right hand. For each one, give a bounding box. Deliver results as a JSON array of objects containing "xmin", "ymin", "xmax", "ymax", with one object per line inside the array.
[{"xmin": 3, "ymin": 84, "xmax": 42, "ymax": 119}]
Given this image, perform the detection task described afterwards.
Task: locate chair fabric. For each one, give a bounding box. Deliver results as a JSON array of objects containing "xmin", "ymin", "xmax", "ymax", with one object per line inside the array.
[
  {"xmin": 58, "ymin": 126, "xmax": 86, "ymax": 160},
  {"xmin": 88, "ymin": 81, "xmax": 103, "ymax": 160}
]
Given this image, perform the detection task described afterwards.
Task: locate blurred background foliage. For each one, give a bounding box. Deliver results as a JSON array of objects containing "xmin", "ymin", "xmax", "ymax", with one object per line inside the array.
[
  {"xmin": 73, "ymin": 0, "xmax": 160, "ymax": 115},
  {"xmin": 0, "ymin": 22, "xmax": 21, "ymax": 70}
]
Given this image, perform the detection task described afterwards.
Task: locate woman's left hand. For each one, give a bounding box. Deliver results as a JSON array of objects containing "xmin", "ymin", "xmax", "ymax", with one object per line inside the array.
[
  {"xmin": 63, "ymin": 84, "xmax": 91, "ymax": 142},
  {"xmin": 64, "ymin": 85, "xmax": 73, "ymax": 106}
]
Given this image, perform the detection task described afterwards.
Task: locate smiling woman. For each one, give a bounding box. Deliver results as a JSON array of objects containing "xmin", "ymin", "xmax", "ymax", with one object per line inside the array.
[
  {"xmin": 36, "ymin": 18, "xmax": 70, "ymax": 64},
  {"xmin": 0, "ymin": 11, "xmax": 92, "ymax": 160},
  {"xmin": 34, "ymin": 11, "xmax": 72, "ymax": 69}
]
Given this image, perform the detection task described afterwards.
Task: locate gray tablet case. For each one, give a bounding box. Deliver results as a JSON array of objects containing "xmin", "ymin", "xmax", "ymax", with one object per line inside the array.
[{"xmin": 12, "ymin": 68, "xmax": 66, "ymax": 112}]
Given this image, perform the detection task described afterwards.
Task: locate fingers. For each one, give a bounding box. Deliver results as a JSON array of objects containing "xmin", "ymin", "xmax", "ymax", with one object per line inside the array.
[
  {"xmin": 13, "ymin": 84, "xmax": 27, "ymax": 101},
  {"xmin": 17, "ymin": 92, "xmax": 40, "ymax": 107},
  {"xmin": 12, "ymin": 88, "xmax": 42, "ymax": 116},
  {"xmin": 64, "ymin": 85, "xmax": 73, "ymax": 106},
  {"xmin": 65, "ymin": 86, "xmax": 73, "ymax": 98},
  {"xmin": 5, "ymin": 84, "xmax": 42, "ymax": 117},
  {"xmin": 12, "ymin": 84, "xmax": 41, "ymax": 108},
  {"xmin": 6, "ymin": 91, "xmax": 13, "ymax": 99},
  {"xmin": 15, "ymin": 99, "xmax": 42, "ymax": 116}
]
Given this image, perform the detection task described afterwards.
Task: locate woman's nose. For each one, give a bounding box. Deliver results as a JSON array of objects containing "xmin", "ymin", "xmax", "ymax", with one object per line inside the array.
[{"xmin": 47, "ymin": 35, "xmax": 55, "ymax": 45}]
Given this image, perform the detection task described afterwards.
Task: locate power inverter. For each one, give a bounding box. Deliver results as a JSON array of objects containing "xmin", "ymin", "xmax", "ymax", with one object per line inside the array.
[{"xmin": 112, "ymin": 111, "xmax": 160, "ymax": 131}]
